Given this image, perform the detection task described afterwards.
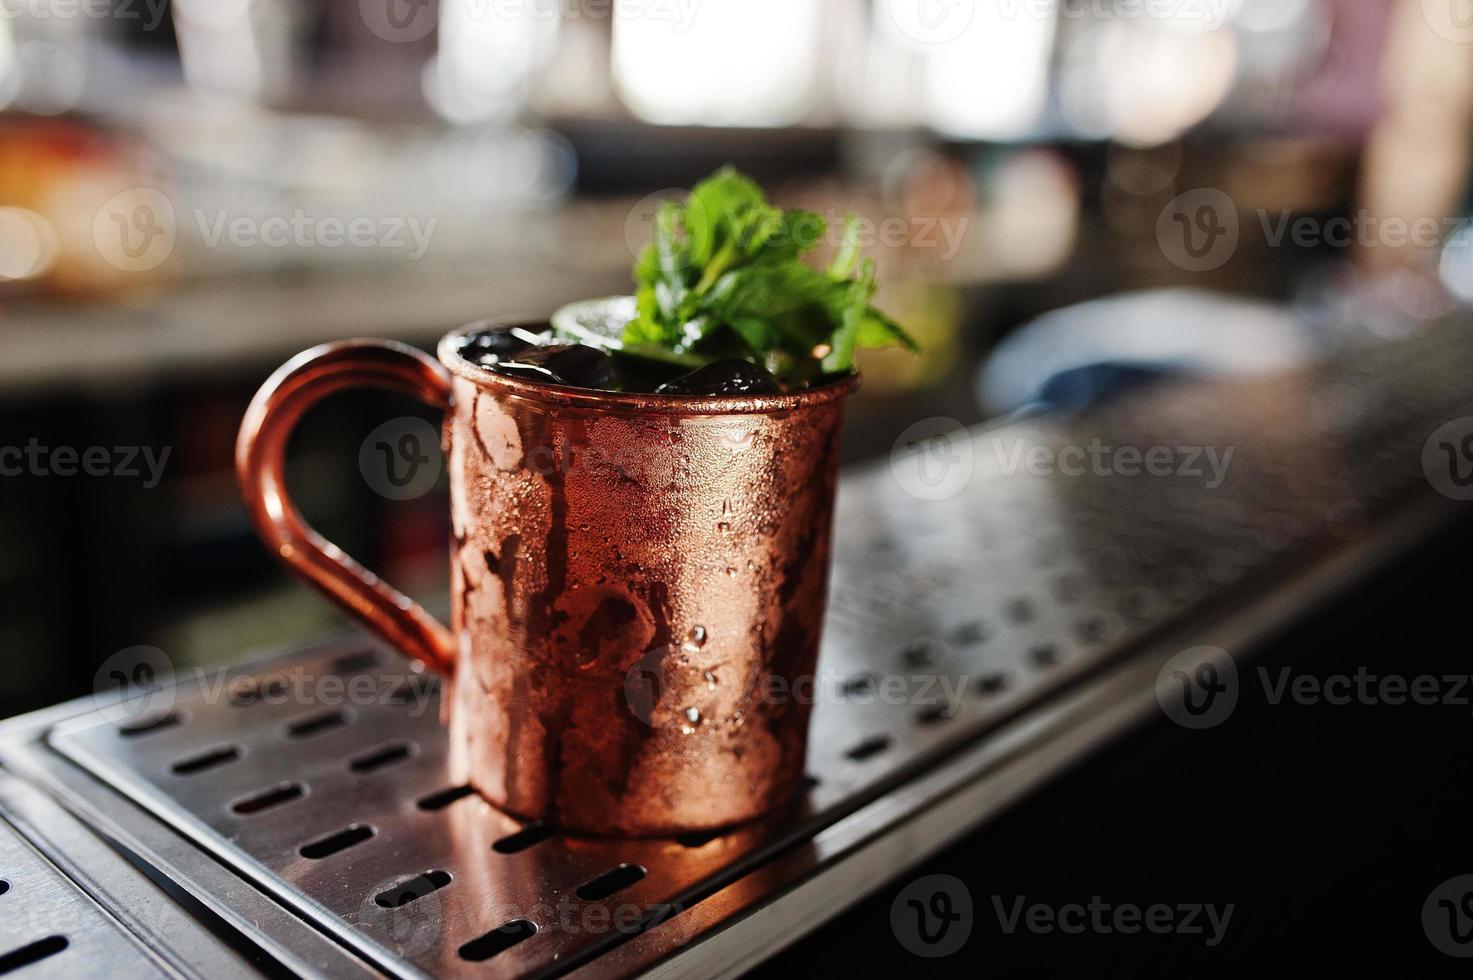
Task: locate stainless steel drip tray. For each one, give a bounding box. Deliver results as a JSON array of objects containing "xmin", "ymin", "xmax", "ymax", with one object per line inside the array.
[
  {"xmin": 0, "ymin": 495, "xmax": 1454, "ymax": 980},
  {"xmin": 4, "ymin": 317, "xmax": 1473, "ymax": 978},
  {"xmin": 0, "ymin": 779, "xmax": 175, "ymax": 979},
  {"xmin": 37, "ymin": 622, "xmax": 1184, "ymax": 980}
]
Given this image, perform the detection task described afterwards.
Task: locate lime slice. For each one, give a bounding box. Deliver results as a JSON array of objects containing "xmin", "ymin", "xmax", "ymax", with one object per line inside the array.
[
  {"xmin": 550, "ymin": 296, "xmax": 635, "ymax": 350},
  {"xmin": 551, "ymin": 296, "xmax": 705, "ymax": 369}
]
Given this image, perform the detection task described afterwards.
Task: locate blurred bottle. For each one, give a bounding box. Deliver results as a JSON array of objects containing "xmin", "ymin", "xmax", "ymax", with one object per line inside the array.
[{"xmin": 0, "ymin": 119, "xmax": 174, "ymax": 298}]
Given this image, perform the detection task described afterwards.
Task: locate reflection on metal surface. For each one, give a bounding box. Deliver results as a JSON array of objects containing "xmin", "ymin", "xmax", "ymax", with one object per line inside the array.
[
  {"xmin": 21, "ymin": 314, "xmax": 1473, "ymax": 976},
  {"xmin": 0, "ymin": 805, "xmax": 170, "ymax": 978}
]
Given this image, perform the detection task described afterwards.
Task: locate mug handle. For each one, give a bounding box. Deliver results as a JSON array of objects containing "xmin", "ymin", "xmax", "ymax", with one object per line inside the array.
[{"xmin": 236, "ymin": 339, "xmax": 456, "ymax": 677}]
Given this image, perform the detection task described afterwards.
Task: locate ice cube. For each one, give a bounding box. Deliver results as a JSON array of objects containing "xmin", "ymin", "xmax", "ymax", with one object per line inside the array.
[
  {"xmin": 458, "ymin": 323, "xmax": 542, "ymax": 367},
  {"xmin": 655, "ymin": 359, "xmax": 781, "ymax": 397},
  {"xmin": 492, "ymin": 345, "xmax": 624, "ymax": 392}
]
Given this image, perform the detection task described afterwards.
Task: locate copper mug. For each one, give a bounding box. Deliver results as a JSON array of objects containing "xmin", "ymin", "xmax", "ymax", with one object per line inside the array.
[{"xmin": 236, "ymin": 324, "xmax": 856, "ymax": 835}]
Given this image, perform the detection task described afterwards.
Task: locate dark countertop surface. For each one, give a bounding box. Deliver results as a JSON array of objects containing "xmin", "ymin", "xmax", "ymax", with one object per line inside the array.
[{"xmin": 760, "ymin": 514, "xmax": 1473, "ymax": 976}]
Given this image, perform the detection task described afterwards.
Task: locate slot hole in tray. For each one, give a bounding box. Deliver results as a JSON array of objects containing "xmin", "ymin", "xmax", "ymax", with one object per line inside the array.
[
  {"xmin": 119, "ymin": 710, "xmax": 182, "ymax": 737},
  {"xmin": 418, "ymin": 785, "xmax": 475, "ymax": 811},
  {"xmin": 348, "ymin": 742, "xmax": 414, "ymax": 773},
  {"xmin": 230, "ymin": 677, "xmax": 288, "ymax": 707},
  {"xmin": 459, "ymin": 920, "xmax": 537, "ymax": 962},
  {"xmin": 0, "ymin": 936, "xmax": 68, "ymax": 975},
  {"xmin": 170, "ymin": 744, "xmax": 241, "ymax": 776},
  {"xmin": 332, "ymin": 650, "xmax": 379, "ymax": 674},
  {"xmin": 285, "ymin": 709, "xmax": 349, "ymax": 739},
  {"xmin": 576, "ymin": 864, "xmax": 647, "ymax": 901},
  {"xmin": 300, "ymin": 824, "xmax": 375, "ymax": 860},
  {"xmin": 376, "ymin": 870, "xmax": 452, "ymax": 908},
  {"xmin": 845, "ymin": 735, "xmax": 892, "ymax": 761},
  {"xmin": 231, "ymin": 782, "xmax": 306, "ymax": 815},
  {"xmin": 492, "ymin": 823, "xmax": 556, "ymax": 854}
]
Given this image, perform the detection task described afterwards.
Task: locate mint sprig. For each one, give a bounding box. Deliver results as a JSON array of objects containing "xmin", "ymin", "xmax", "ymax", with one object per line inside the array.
[{"xmin": 624, "ymin": 167, "xmax": 919, "ymax": 386}]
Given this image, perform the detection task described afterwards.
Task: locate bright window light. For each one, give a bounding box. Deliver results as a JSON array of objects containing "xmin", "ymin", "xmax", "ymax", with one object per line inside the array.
[{"xmin": 613, "ymin": 0, "xmax": 823, "ymax": 126}]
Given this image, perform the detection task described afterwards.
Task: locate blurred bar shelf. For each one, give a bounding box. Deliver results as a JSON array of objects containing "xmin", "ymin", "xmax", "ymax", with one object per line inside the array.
[{"xmin": 0, "ymin": 252, "xmax": 629, "ymax": 395}]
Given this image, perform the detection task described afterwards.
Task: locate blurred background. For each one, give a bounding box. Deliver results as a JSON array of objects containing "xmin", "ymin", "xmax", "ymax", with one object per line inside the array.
[{"xmin": 2, "ymin": 0, "xmax": 1471, "ymax": 717}]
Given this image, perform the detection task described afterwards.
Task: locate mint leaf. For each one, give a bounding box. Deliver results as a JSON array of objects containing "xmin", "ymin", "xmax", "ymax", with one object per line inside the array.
[
  {"xmin": 686, "ymin": 167, "xmax": 766, "ymax": 266},
  {"xmin": 827, "ymin": 213, "xmax": 863, "ymax": 278},
  {"xmin": 857, "ymin": 307, "xmax": 920, "ymax": 352},
  {"xmin": 622, "ymin": 167, "xmax": 916, "ymax": 387}
]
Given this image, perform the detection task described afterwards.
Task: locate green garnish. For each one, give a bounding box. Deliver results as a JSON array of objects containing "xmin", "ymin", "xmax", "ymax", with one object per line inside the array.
[{"xmin": 622, "ymin": 167, "xmax": 919, "ymax": 387}]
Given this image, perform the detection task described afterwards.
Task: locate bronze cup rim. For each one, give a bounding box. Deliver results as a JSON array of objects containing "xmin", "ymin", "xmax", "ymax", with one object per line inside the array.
[{"xmin": 439, "ymin": 322, "xmax": 860, "ymax": 417}]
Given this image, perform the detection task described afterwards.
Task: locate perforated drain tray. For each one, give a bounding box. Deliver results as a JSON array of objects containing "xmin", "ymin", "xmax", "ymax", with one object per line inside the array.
[
  {"xmin": 1, "ymin": 317, "xmax": 1471, "ymax": 978},
  {"xmin": 0, "ymin": 788, "xmax": 169, "ymax": 978}
]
